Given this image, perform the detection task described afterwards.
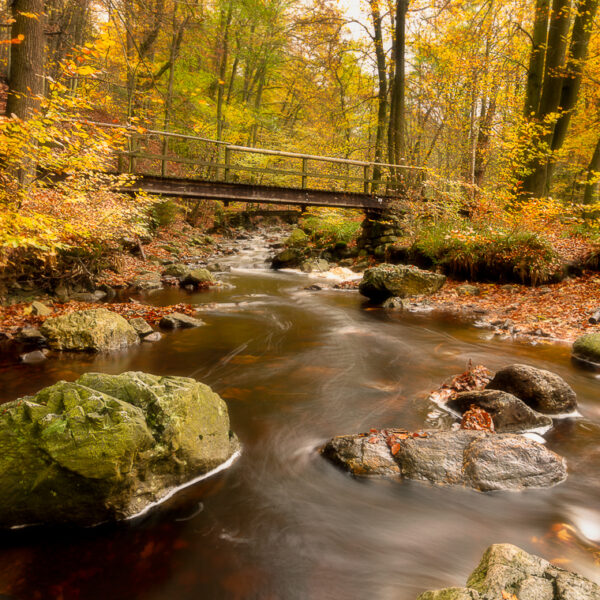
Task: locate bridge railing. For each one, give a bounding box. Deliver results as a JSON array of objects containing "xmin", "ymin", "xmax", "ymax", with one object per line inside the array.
[{"xmin": 80, "ymin": 121, "xmax": 425, "ymax": 196}]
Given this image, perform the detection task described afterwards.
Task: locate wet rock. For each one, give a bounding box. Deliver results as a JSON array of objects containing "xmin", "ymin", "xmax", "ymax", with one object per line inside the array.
[
  {"xmin": 181, "ymin": 268, "xmax": 215, "ymax": 287},
  {"xmin": 162, "ymin": 263, "xmax": 189, "ymax": 278},
  {"xmin": 322, "ymin": 430, "xmax": 566, "ymax": 491},
  {"xmin": 131, "ymin": 271, "xmax": 162, "ymax": 291},
  {"xmin": 71, "ymin": 290, "xmax": 106, "ymax": 302},
  {"xmin": 301, "ymin": 258, "xmax": 330, "ymax": 273},
  {"xmin": 20, "ymin": 350, "xmax": 48, "ymax": 364},
  {"xmin": 129, "ymin": 317, "xmax": 154, "ymax": 338},
  {"xmin": 321, "ymin": 433, "xmax": 400, "ymax": 478},
  {"xmin": 98, "ymin": 284, "xmax": 117, "ymax": 301},
  {"xmin": 572, "ymin": 332, "xmax": 600, "ymax": 367},
  {"xmin": 30, "ymin": 301, "xmax": 51, "ymax": 317},
  {"xmin": 382, "ymin": 296, "xmax": 409, "ymax": 310},
  {"xmin": 359, "ymin": 264, "xmax": 446, "ymax": 301},
  {"xmin": 16, "ymin": 327, "xmax": 47, "ymax": 346},
  {"xmin": 160, "ymin": 312, "xmax": 204, "ymax": 329},
  {"xmin": 418, "ymin": 543, "xmax": 600, "ymax": 599},
  {"xmin": 588, "ymin": 310, "xmax": 600, "ymax": 325},
  {"xmin": 446, "ymin": 390, "xmax": 552, "ymax": 433},
  {"xmin": 305, "ymin": 284, "xmax": 323, "ymax": 291},
  {"xmin": 487, "ymin": 364, "xmax": 577, "ymax": 414},
  {"xmin": 271, "ymin": 248, "xmax": 304, "ymax": 269},
  {"xmin": 143, "ymin": 332, "xmax": 162, "ymax": 342},
  {"xmin": 418, "ymin": 589, "xmax": 481, "ymax": 600},
  {"xmin": 40, "ymin": 309, "xmax": 139, "ymax": 352},
  {"xmin": 0, "ymin": 372, "xmax": 239, "ymax": 527},
  {"xmin": 456, "ymin": 284, "xmax": 480, "ymax": 296}
]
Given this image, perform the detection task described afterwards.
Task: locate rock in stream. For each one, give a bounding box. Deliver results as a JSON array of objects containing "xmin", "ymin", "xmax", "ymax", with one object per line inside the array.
[
  {"xmin": 321, "ymin": 429, "xmax": 567, "ymax": 491},
  {"xmin": 417, "ymin": 543, "xmax": 600, "ymax": 599},
  {"xmin": 0, "ymin": 372, "xmax": 239, "ymax": 527}
]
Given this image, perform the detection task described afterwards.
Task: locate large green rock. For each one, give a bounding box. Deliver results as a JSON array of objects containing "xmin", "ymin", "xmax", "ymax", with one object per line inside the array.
[
  {"xmin": 359, "ymin": 264, "xmax": 446, "ymax": 301},
  {"xmin": 40, "ymin": 308, "xmax": 139, "ymax": 352},
  {"xmin": 285, "ymin": 228, "xmax": 309, "ymax": 248},
  {"xmin": 0, "ymin": 372, "xmax": 239, "ymax": 527},
  {"xmin": 417, "ymin": 544, "xmax": 600, "ymax": 599},
  {"xmin": 572, "ymin": 333, "xmax": 600, "ymax": 366}
]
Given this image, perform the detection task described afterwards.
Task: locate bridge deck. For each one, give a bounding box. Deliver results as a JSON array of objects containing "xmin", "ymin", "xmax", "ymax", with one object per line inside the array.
[{"xmin": 118, "ymin": 174, "xmax": 395, "ymax": 210}]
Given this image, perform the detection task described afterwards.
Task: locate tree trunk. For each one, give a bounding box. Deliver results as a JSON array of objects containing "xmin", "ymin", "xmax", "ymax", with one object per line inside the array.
[
  {"xmin": 524, "ymin": 0, "xmax": 550, "ymax": 117},
  {"xmin": 388, "ymin": 0, "xmax": 408, "ymax": 176},
  {"xmin": 369, "ymin": 0, "xmax": 388, "ymax": 188},
  {"xmin": 6, "ymin": 0, "xmax": 46, "ymax": 120},
  {"xmin": 216, "ymin": 0, "xmax": 233, "ymax": 141},
  {"xmin": 583, "ymin": 135, "xmax": 600, "ymax": 204}
]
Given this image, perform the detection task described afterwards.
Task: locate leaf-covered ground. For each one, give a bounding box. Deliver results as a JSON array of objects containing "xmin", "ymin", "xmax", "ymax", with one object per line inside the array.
[{"xmin": 428, "ymin": 274, "xmax": 600, "ymax": 343}]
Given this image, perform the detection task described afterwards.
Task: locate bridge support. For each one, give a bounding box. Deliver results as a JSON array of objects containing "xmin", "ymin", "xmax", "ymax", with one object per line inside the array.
[{"xmin": 357, "ymin": 207, "xmax": 405, "ymax": 260}]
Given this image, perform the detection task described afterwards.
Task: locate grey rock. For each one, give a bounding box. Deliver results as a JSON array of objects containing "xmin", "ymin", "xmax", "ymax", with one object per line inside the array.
[
  {"xmin": 30, "ymin": 301, "xmax": 52, "ymax": 317},
  {"xmin": 382, "ymin": 296, "xmax": 409, "ymax": 310},
  {"xmin": 322, "ymin": 430, "xmax": 566, "ymax": 491},
  {"xmin": 301, "ymin": 259, "xmax": 330, "ymax": 273},
  {"xmin": 131, "ymin": 271, "xmax": 162, "ymax": 291},
  {"xmin": 359, "ymin": 264, "xmax": 446, "ymax": 301},
  {"xmin": 487, "ymin": 364, "xmax": 577, "ymax": 414},
  {"xmin": 16, "ymin": 327, "xmax": 47, "ymax": 345},
  {"xmin": 129, "ymin": 317, "xmax": 154, "ymax": 338},
  {"xmin": 419, "ymin": 543, "xmax": 600, "ymax": 600},
  {"xmin": 456, "ymin": 284, "xmax": 480, "ymax": 296},
  {"xmin": 446, "ymin": 390, "xmax": 553, "ymax": 433},
  {"xmin": 143, "ymin": 332, "xmax": 162, "ymax": 342},
  {"xmin": 159, "ymin": 312, "xmax": 205, "ymax": 329}
]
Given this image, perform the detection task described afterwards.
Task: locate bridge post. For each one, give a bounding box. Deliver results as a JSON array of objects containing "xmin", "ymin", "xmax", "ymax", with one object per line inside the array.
[
  {"xmin": 301, "ymin": 157, "xmax": 308, "ymax": 189},
  {"xmin": 224, "ymin": 146, "xmax": 232, "ymax": 182},
  {"xmin": 363, "ymin": 165, "xmax": 370, "ymax": 194}
]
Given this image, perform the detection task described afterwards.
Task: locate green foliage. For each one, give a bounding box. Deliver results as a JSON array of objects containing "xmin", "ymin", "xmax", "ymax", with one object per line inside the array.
[
  {"xmin": 409, "ymin": 218, "xmax": 561, "ymax": 286},
  {"xmin": 285, "ymin": 229, "xmax": 309, "ymax": 247},
  {"xmin": 300, "ymin": 208, "xmax": 362, "ymax": 247}
]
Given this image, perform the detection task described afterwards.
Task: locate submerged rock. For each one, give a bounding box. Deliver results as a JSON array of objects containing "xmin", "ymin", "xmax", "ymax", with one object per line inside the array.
[
  {"xmin": 160, "ymin": 312, "xmax": 204, "ymax": 329},
  {"xmin": 0, "ymin": 372, "xmax": 239, "ymax": 527},
  {"xmin": 322, "ymin": 429, "xmax": 566, "ymax": 491},
  {"xmin": 446, "ymin": 390, "xmax": 553, "ymax": 433},
  {"xmin": 417, "ymin": 543, "xmax": 600, "ymax": 599},
  {"xmin": 359, "ymin": 264, "xmax": 446, "ymax": 301},
  {"xmin": 40, "ymin": 309, "xmax": 139, "ymax": 352},
  {"xmin": 487, "ymin": 364, "xmax": 577, "ymax": 414},
  {"xmin": 16, "ymin": 326, "xmax": 47, "ymax": 346}
]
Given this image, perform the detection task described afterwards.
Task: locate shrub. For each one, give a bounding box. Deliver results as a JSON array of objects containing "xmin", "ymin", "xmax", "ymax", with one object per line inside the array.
[
  {"xmin": 150, "ymin": 199, "xmax": 182, "ymax": 229},
  {"xmin": 300, "ymin": 208, "xmax": 362, "ymax": 246}
]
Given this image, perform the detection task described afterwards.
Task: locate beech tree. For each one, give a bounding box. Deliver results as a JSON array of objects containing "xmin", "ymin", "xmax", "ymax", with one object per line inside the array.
[{"xmin": 6, "ymin": 0, "xmax": 45, "ymax": 120}]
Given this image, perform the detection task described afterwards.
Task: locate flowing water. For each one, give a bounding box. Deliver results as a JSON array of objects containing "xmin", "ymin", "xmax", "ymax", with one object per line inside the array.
[{"xmin": 1, "ymin": 235, "xmax": 600, "ymax": 600}]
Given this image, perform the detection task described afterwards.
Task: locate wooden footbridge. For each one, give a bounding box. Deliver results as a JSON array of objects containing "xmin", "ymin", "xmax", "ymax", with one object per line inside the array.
[{"xmin": 89, "ymin": 122, "xmax": 423, "ymax": 212}]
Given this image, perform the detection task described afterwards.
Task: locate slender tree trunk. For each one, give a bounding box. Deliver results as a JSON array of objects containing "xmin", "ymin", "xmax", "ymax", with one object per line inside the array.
[
  {"xmin": 216, "ymin": 0, "xmax": 233, "ymax": 140},
  {"xmin": 583, "ymin": 135, "xmax": 600, "ymax": 204},
  {"xmin": 6, "ymin": 0, "xmax": 45, "ymax": 120},
  {"xmin": 369, "ymin": 0, "xmax": 388, "ymax": 188},
  {"xmin": 388, "ymin": 0, "xmax": 408, "ymax": 174}
]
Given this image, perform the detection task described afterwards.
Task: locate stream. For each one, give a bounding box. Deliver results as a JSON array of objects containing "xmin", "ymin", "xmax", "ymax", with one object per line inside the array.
[{"xmin": 0, "ymin": 235, "xmax": 599, "ymax": 600}]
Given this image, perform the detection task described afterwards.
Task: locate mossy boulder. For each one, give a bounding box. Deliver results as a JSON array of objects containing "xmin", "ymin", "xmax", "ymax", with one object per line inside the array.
[
  {"xmin": 418, "ymin": 543, "xmax": 600, "ymax": 599},
  {"xmin": 271, "ymin": 248, "xmax": 305, "ymax": 269},
  {"xmin": 572, "ymin": 332, "xmax": 600, "ymax": 367},
  {"xmin": 162, "ymin": 263, "xmax": 189, "ymax": 278},
  {"xmin": 40, "ymin": 309, "xmax": 139, "ymax": 352},
  {"xmin": 0, "ymin": 372, "xmax": 239, "ymax": 527},
  {"xmin": 285, "ymin": 228, "xmax": 309, "ymax": 248},
  {"xmin": 359, "ymin": 264, "xmax": 446, "ymax": 301},
  {"xmin": 181, "ymin": 268, "xmax": 215, "ymax": 287}
]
